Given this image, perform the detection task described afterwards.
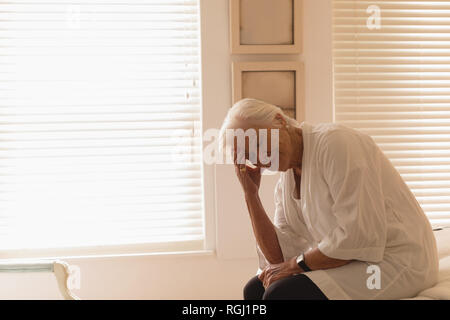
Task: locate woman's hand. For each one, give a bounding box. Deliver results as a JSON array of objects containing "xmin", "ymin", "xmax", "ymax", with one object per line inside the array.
[
  {"xmin": 234, "ymin": 162, "xmax": 262, "ymax": 196},
  {"xmin": 258, "ymin": 256, "xmax": 303, "ymax": 289}
]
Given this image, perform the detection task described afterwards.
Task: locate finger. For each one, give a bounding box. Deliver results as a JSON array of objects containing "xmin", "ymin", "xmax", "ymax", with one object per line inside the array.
[
  {"xmin": 259, "ymin": 268, "xmax": 267, "ymax": 280},
  {"xmin": 261, "ymin": 275, "xmax": 268, "ymax": 289},
  {"xmin": 237, "ymin": 150, "xmax": 247, "ymax": 166},
  {"xmin": 258, "ymin": 273, "xmax": 264, "ymax": 282},
  {"xmin": 233, "ymin": 153, "xmax": 240, "ymax": 167},
  {"xmin": 262, "ymin": 270, "xmax": 271, "ymax": 287},
  {"xmin": 270, "ymin": 274, "xmax": 279, "ymax": 285},
  {"xmin": 267, "ymin": 273, "xmax": 280, "ymax": 288},
  {"xmin": 232, "ymin": 137, "xmax": 239, "ymax": 163},
  {"xmin": 237, "ymin": 164, "xmax": 247, "ymax": 175},
  {"xmin": 265, "ymin": 269, "xmax": 278, "ymax": 285},
  {"xmin": 266, "ymin": 278, "xmax": 272, "ymax": 288},
  {"xmin": 266, "ymin": 267, "xmax": 276, "ymax": 278},
  {"xmin": 234, "ymin": 163, "xmax": 246, "ymax": 176},
  {"xmin": 234, "ymin": 164, "xmax": 241, "ymax": 177},
  {"xmin": 263, "ymin": 276, "xmax": 271, "ymax": 289}
]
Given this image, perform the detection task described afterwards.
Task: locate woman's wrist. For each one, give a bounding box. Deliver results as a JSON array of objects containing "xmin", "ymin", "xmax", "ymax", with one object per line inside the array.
[
  {"xmin": 244, "ymin": 191, "xmax": 259, "ymax": 200},
  {"xmin": 288, "ymin": 256, "xmax": 305, "ymax": 274}
]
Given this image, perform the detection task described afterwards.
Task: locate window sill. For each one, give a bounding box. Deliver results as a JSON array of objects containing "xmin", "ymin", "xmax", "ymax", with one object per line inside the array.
[
  {"xmin": 0, "ymin": 240, "xmax": 213, "ymax": 261},
  {"xmin": 58, "ymin": 249, "xmax": 217, "ymax": 261}
]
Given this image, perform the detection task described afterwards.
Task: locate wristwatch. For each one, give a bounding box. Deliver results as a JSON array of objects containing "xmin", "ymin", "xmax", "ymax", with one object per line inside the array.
[{"xmin": 296, "ymin": 253, "xmax": 311, "ymax": 272}]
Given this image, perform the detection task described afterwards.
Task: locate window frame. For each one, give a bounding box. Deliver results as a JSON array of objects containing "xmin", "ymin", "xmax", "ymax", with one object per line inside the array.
[{"xmin": 0, "ymin": 0, "xmax": 213, "ymax": 260}]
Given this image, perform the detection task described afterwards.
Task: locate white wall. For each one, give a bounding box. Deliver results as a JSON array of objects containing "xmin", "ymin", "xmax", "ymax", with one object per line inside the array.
[{"xmin": 0, "ymin": 0, "xmax": 333, "ymax": 300}]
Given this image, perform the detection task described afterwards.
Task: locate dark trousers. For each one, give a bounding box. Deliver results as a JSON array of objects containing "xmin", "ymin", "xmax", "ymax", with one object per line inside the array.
[{"xmin": 243, "ymin": 274, "xmax": 328, "ymax": 300}]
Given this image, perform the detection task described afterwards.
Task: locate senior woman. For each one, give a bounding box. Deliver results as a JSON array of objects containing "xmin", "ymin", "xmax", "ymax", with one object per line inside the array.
[{"xmin": 219, "ymin": 98, "xmax": 438, "ymax": 300}]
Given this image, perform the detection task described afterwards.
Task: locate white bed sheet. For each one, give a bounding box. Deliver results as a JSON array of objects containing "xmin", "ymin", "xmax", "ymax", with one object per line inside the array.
[{"xmin": 407, "ymin": 228, "xmax": 450, "ymax": 300}]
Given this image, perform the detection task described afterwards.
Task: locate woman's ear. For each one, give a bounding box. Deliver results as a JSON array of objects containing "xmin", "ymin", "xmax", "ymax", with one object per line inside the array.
[{"xmin": 273, "ymin": 113, "xmax": 287, "ymax": 127}]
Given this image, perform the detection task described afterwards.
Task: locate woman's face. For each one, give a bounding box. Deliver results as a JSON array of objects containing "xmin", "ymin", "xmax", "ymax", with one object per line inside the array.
[{"xmin": 232, "ymin": 123, "xmax": 293, "ymax": 172}]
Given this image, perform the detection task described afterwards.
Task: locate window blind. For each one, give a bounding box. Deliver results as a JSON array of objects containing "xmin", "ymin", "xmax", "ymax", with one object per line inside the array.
[
  {"xmin": 333, "ymin": 0, "xmax": 450, "ymax": 227},
  {"xmin": 0, "ymin": 0, "xmax": 204, "ymax": 255}
]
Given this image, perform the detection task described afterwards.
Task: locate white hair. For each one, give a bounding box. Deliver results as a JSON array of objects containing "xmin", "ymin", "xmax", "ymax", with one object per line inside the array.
[{"xmin": 218, "ymin": 98, "xmax": 300, "ymax": 154}]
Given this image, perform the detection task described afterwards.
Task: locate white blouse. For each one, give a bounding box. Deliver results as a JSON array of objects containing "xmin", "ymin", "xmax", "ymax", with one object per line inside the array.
[{"xmin": 256, "ymin": 122, "xmax": 439, "ymax": 299}]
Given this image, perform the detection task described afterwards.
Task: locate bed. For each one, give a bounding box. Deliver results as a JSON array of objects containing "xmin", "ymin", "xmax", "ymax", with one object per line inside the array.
[{"xmin": 408, "ymin": 228, "xmax": 450, "ymax": 300}]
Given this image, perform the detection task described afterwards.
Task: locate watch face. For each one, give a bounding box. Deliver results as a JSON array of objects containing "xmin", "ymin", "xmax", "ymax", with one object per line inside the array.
[{"xmin": 296, "ymin": 254, "xmax": 304, "ymax": 264}]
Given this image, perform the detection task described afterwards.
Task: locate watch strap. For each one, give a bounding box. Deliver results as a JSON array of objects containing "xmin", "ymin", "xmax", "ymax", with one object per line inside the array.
[{"xmin": 297, "ymin": 254, "xmax": 311, "ymax": 272}]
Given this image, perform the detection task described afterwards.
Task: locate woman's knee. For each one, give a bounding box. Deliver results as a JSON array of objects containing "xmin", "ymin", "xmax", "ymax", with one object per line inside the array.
[
  {"xmin": 243, "ymin": 276, "xmax": 265, "ymax": 300},
  {"xmin": 262, "ymin": 275, "xmax": 328, "ymax": 300},
  {"xmin": 262, "ymin": 279, "xmax": 289, "ymax": 300}
]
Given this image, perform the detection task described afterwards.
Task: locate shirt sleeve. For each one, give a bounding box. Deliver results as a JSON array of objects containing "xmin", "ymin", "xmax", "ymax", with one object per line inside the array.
[
  {"xmin": 256, "ymin": 176, "xmax": 313, "ymax": 271},
  {"xmin": 317, "ymin": 130, "xmax": 387, "ymax": 263}
]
